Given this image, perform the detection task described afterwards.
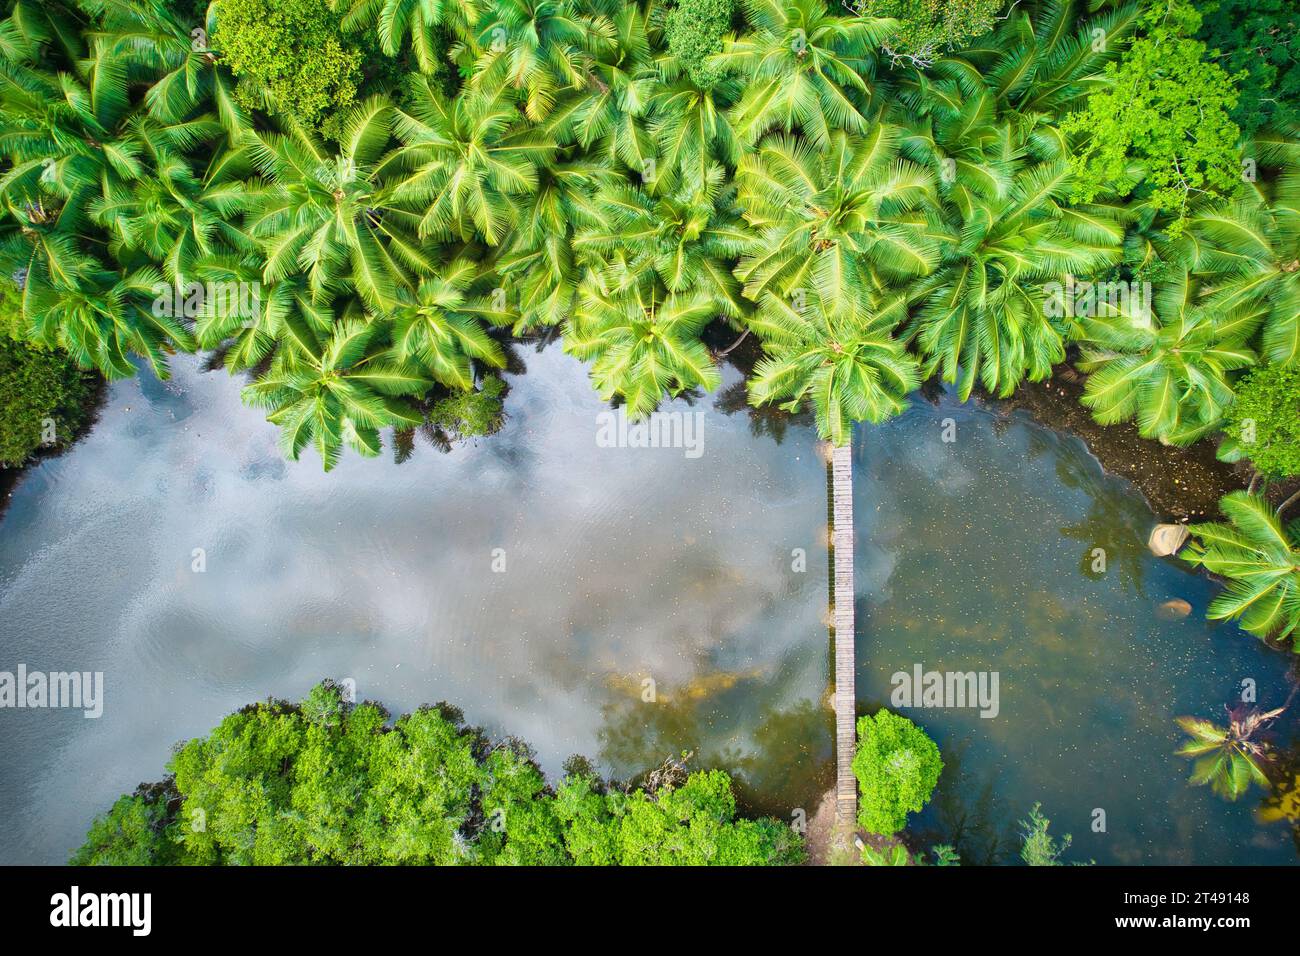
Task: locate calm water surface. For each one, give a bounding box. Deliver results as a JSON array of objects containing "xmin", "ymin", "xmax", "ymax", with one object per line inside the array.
[{"xmin": 0, "ymin": 346, "xmax": 1294, "ymax": 864}]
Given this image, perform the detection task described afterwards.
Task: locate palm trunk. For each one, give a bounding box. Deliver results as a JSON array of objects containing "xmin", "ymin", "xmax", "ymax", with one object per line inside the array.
[
  {"xmin": 830, "ymin": 441, "xmax": 857, "ymax": 830},
  {"xmin": 1277, "ymin": 487, "xmax": 1300, "ymax": 517}
]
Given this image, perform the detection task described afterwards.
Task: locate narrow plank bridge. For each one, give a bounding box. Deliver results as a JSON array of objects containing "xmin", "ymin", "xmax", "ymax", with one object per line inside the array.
[{"xmin": 830, "ymin": 442, "xmax": 857, "ymax": 829}]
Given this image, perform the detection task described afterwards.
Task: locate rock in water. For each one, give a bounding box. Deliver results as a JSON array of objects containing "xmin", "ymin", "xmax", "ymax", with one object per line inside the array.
[
  {"xmin": 1148, "ymin": 523, "xmax": 1189, "ymax": 556},
  {"xmin": 1157, "ymin": 599, "xmax": 1193, "ymax": 620}
]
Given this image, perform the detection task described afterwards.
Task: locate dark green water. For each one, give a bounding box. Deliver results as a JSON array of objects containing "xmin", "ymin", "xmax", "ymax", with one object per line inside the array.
[
  {"xmin": 853, "ymin": 397, "xmax": 1298, "ymax": 864},
  {"xmin": 0, "ymin": 344, "xmax": 1294, "ymax": 864}
]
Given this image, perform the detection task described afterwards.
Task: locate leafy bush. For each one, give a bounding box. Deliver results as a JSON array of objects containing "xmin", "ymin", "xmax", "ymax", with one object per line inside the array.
[
  {"xmin": 72, "ymin": 682, "xmax": 803, "ymax": 865},
  {"xmin": 664, "ymin": 0, "xmax": 734, "ymax": 85},
  {"xmin": 1062, "ymin": 0, "xmax": 1244, "ymax": 233},
  {"xmin": 427, "ymin": 375, "xmax": 507, "ymax": 444},
  {"xmin": 1197, "ymin": 0, "xmax": 1300, "ymax": 137},
  {"xmin": 1219, "ymin": 364, "xmax": 1300, "ymax": 479},
  {"xmin": 214, "ymin": 0, "xmax": 363, "ymax": 130},
  {"xmin": 852, "ymin": 709, "xmax": 943, "ymax": 836},
  {"xmin": 855, "ymin": 0, "xmax": 1004, "ymax": 61}
]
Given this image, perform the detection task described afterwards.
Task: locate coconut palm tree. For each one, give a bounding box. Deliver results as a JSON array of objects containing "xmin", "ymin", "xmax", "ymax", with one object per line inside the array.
[
  {"xmin": 491, "ymin": 155, "xmax": 610, "ymax": 330},
  {"xmin": 734, "ymin": 125, "xmax": 937, "ymax": 310},
  {"xmin": 467, "ymin": 0, "xmax": 593, "ymax": 121},
  {"xmin": 341, "ymin": 0, "xmax": 482, "ymax": 72},
  {"xmin": 1190, "ymin": 162, "xmax": 1300, "ymax": 367},
  {"xmin": 714, "ymin": 0, "xmax": 895, "ymax": 147},
  {"xmin": 389, "ymin": 256, "xmax": 510, "ymax": 389},
  {"xmin": 383, "ymin": 78, "xmax": 555, "ymax": 246},
  {"xmin": 646, "ymin": 58, "xmax": 741, "ymax": 195},
  {"xmin": 1181, "ymin": 491, "xmax": 1300, "ymax": 646},
  {"xmin": 746, "ymin": 287, "xmax": 919, "ymax": 445},
  {"xmin": 244, "ymin": 97, "xmax": 424, "ymax": 310},
  {"xmin": 83, "ymin": 0, "xmax": 248, "ymax": 138},
  {"xmin": 242, "ymin": 312, "xmax": 431, "ymax": 470},
  {"xmin": 1074, "ymin": 272, "xmax": 1260, "ymax": 445},
  {"xmin": 542, "ymin": 0, "xmax": 656, "ymax": 173},
  {"xmin": 565, "ymin": 257, "xmax": 721, "ymax": 418},
  {"xmin": 573, "ymin": 165, "xmax": 752, "ymax": 321}
]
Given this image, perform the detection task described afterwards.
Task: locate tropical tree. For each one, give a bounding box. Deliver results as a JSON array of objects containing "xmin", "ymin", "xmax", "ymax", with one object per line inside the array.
[
  {"xmin": 734, "ymin": 125, "xmax": 937, "ymax": 309},
  {"xmin": 467, "ymin": 0, "xmax": 592, "ymax": 121},
  {"xmin": 242, "ymin": 312, "xmax": 430, "ymax": 469},
  {"xmin": 565, "ymin": 259, "xmax": 721, "ymax": 418},
  {"xmin": 747, "ymin": 290, "xmax": 918, "ymax": 444},
  {"xmin": 1074, "ymin": 272, "xmax": 1260, "ymax": 444},
  {"xmin": 573, "ymin": 165, "xmax": 752, "ymax": 320},
  {"xmin": 342, "ymin": 0, "xmax": 483, "ymax": 72},
  {"xmin": 491, "ymin": 155, "xmax": 610, "ymax": 330},
  {"xmin": 1191, "ymin": 157, "xmax": 1300, "ymax": 367},
  {"xmin": 1181, "ymin": 491, "xmax": 1300, "ymax": 647},
  {"xmin": 715, "ymin": 0, "xmax": 895, "ymax": 147},
  {"xmin": 384, "ymin": 79, "xmax": 554, "ymax": 246},
  {"xmin": 388, "ymin": 256, "xmax": 509, "ymax": 389},
  {"xmin": 646, "ymin": 57, "xmax": 741, "ymax": 195},
  {"xmin": 244, "ymin": 98, "xmax": 422, "ymax": 311}
]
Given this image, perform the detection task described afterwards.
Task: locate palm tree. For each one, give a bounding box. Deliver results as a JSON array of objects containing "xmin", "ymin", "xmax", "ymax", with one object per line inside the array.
[
  {"xmin": 491, "ymin": 155, "xmax": 611, "ymax": 330},
  {"xmin": 646, "ymin": 58, "xmax": 741, "ymax": 195},
  {"xmin": 542, "ymin": 0, "xmax": 656, "ymax": 173},
  {"xmin": 565, "ymin": 259, "xmax": 721, "ymax": 418},
  {"xmin": 746, "ymin": 288, "xmax": 919, "ymax": 445},
  {"xmin": 1190, "ymin": 161, "xmax": 1300, "ymax": 367},
  {"xmin": 389, "ymin": 256, "xmax": 509, "ymax": 389},
  {"xmin": 341, "ymin": 0, "xmax": 482, "ymax": 72},
  {"xmin": 573, "ymin": 165, "xmax": 753, "ymax": 321},
  {"xmin": 244, "ymin": 97, "xmax": 422, "ymax": 310},
  {"xmin": 1176, "ymin": 704, "xmax": 1286, "ymax": 801},
  {"xmin": 734, "ymin": 125, "xmax": 937, "ymax": 310},
  {"xmin": 84, "ymin": 0, "xmax": 248, "ymax": 138},
  {"xmin": 1074, "ymin": 272, "xmax": 1260, "ymax": 445},
  {"xmin": 467, "ymin": 0, "xmax": 592, "ymax": 121},
  {"xmin": 1181, "ymin": 491, "xmax": 1300, "ymax": 647},
  {"xmin": 714, "ymin": 0, "xmax": 895, "ymax": 147},
  {"xmin": 25, "ymin": 262, "xmax": 192, "ymax": 378},
  {"xmin": 383, "ymin": 78, "xmax": 554, "ymax": 246},
  {"xmin": 242, "ymin": 313, "xmax": 431, "ymax": 470}
]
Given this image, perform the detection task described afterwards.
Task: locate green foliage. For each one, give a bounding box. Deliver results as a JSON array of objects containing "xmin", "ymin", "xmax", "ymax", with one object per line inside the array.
[
  {"xmin": 856, "ymin": 0, "xmax": 1003, "ymax": 61},
  {"xmin": 852, "ymin": 709, "xmax": 943, "ymax": 836},
  {"xmin": 1062, "ymin": 0, "xmax": 1244, "ymax": 232},
  {"xmin": 664, "ymin": 0, "xmax": 734, "ymax": 86},
  {"xmin": 1074, "ymin": 271, "xmax": 1258, "ymax": 445},
  {"xmin": 214, "ymin": 0, "xmax": 364, "ymax": 131},
  {"xmin": 1219, "ymin": 364, "xmax": 1300, "ymax": 478},
  {"xmin": 4, "ymin": 0, "xmax": 1300, "ymax": 472},
  {"xmin": 1196, "ymin": 0, "xmax": 1300, "ymax": 137},
  {"xmin": 1018, "ymin": 802, "xmax": 1085, "ymax": 865},
  {"xmin": 69, "ymin": 787, "xmax": 183, "ymax": 866},
  {"xmin": 1181, "ymin": 491, "xmax": 1300, "ymax": 647},
  {"xmin": 427, "ymin": 374, "xmax": 507, "ymax": 441},
  {"xmin": 0, "ymin": 286, "xmax": 96, "ymax": 467},
  {"xmin": 72, "ymin": 682, "xmax": 802, "ymax": 865}
]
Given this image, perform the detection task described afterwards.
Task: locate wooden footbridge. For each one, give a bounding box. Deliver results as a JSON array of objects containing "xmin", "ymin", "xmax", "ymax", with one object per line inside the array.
[{"xmin": 829, "ymin": 442, "xmax": 857, "ymax": 829}]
